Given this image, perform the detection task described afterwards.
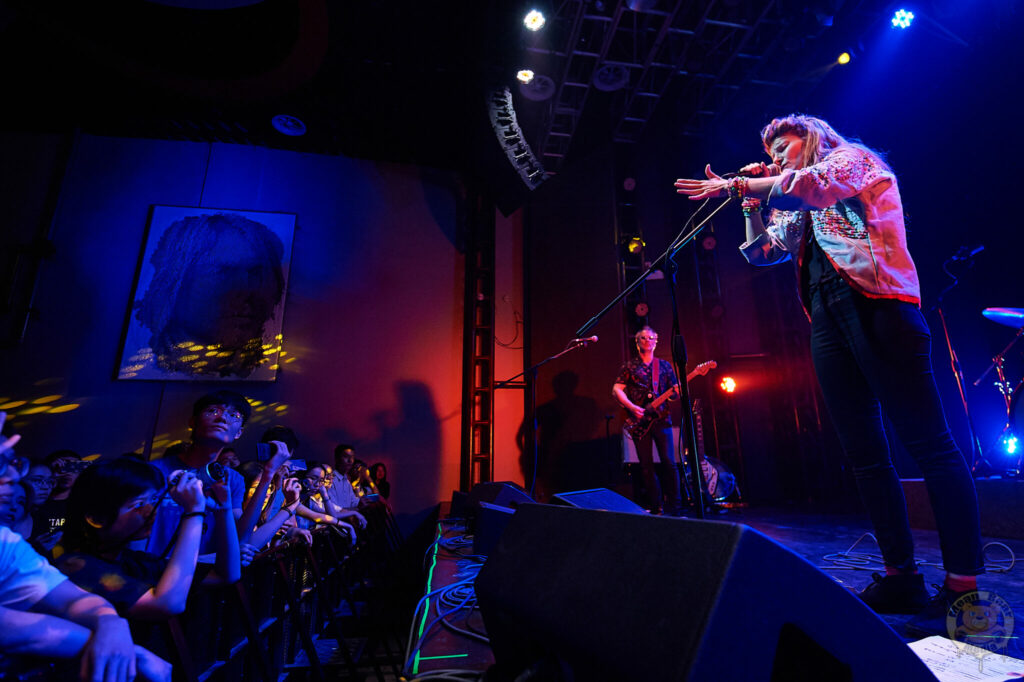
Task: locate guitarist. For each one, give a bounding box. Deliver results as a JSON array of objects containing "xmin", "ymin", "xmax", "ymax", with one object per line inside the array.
[{"xmin": 613, "ymin": 326, "xmax": 683, "ymax": 515}]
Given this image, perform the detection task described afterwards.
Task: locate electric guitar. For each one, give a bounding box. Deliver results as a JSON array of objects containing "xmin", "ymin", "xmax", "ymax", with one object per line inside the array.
[
  {"xmin": 624, "ymin": 360, "xmax": 717, "ymax": 440},
  {"xmin": 693, "ymin": 399, "xmax": 718, "ymax": 499}
]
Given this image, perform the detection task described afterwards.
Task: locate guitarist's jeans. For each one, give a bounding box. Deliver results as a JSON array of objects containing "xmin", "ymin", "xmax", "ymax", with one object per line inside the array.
[
  {"xmin": 810, "ymin": 279, "xmax": 983, "ymax": 576},
  {"xmin": 632, "ymin": 425, "xmax": 684, "ymax": 515}
]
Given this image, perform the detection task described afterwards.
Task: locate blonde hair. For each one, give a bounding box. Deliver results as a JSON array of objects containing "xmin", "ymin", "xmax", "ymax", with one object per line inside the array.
[{"xmin": 760, "ymin": 113, "xmax": 890, "ymax": 171}]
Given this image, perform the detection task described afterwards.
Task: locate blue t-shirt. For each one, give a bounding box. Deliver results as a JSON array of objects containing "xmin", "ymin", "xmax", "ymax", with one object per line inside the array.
[{"xmin": 145, "ymin": 453, "xmax": 244, "ymax": 558}]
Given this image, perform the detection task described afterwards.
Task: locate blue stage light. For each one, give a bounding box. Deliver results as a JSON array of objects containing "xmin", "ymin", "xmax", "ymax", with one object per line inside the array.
[
  {"xmin": 1003, "ymin": 434, "xmax": 1020, "ymax": 456},
  {"xmin": 891, "ymin": 9, "xmax": 914, "ymax": 29}
]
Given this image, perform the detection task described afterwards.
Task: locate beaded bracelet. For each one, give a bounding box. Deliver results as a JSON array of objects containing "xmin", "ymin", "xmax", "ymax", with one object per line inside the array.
[
  {"xmin": 727, "ymin": 176, "xmax": 749, "ymax": 199},
  {"xmin": 741, "ymin": 197, "xmax": 762, "ymax": 217}
]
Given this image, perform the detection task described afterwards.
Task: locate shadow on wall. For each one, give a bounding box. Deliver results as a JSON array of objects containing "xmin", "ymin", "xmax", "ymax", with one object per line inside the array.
[
  {"xmin": 330, "ymin": 380, "xmax": 442, "ymax": 533},
  {"xmin": 517, "ymin": 370, "xmax": 603, "ymax": 502}
]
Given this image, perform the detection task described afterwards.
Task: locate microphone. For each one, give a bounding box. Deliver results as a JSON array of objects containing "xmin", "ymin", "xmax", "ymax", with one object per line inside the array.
[
  {"xmin": 570, "ymin": 336, "xmax": 599, "ymax": 344},
  {"xmin": 721, "ymin": 163, "xmax": 781, "ymax": 179}
]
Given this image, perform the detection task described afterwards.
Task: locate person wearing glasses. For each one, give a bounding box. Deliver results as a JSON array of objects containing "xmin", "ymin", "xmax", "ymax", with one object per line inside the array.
[
  {"xmin": 54, "ymin": 457, "xmax": 239, "ymax": 621},
  {"xmin": 0, "ymin": 413, "xmax": 172, "ymax": 682},
  {"xmin": 143, "ymin": 391, "xmax": 290, "ymax": 567},
  {"xmin": 299, "ymin": 464, "xmax": 362, "ymax": 539},
  {"xmin": 613, "ymin": 326, "xmax": 684, "ymax": 515}
]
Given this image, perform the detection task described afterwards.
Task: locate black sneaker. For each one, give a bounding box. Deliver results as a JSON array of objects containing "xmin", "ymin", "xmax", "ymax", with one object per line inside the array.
[
  {"xmin": 857, "ymin": 572, "xmax": 930, "ymax": 614},
  {"xmin": 905, "ymin": 585, "xmax": 975, "ymax": 640}
]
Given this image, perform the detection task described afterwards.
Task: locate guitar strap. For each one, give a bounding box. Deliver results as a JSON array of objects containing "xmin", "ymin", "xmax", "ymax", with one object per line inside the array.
[{"xmin": 650, "ymin": 357, "xmax": 659, "ymax": 398}]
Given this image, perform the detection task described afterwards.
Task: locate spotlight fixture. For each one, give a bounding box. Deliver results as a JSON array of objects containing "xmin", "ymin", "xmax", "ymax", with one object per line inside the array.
[
  {"xmin": 271, "ymin": 114, "xmax": 307, "ymax": 136},
  {"xmin": 625, "ymin": 237, "xmax": 645, "ymax": 255},
  {"xmin": 523, "ymin": 9, "xmax": 545, "ymax": 31},
  {"xmin": 891, "ymin": 9, "xmax": 914, "ymax": 29},
  {"xmin": 720, "ymin": 377, "xmax": 737, "ymax": 394},
  {"xmin": 517, "ymin": 69, "xmax": 535, "ymax": 84},
  {"xmin": 837, "ymin": 52, "xmax": 851, "ymax": 65},
  {"xmin": 519, "ymin": 74, "xmax": 555, "ymax": 102}
]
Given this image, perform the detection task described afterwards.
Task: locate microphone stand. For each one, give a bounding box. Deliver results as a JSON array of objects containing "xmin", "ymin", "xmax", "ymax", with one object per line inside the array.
[
  {"xmin": 933, "ymin": 253, "xmax": 988, "ymax": 474},
  {"xmin": 496, "ymin": 338, "xmax": 598, "ymax": 498},
  {"xmin": 573, "ymin": 197, "xmax": 736, "ymax": 517}
]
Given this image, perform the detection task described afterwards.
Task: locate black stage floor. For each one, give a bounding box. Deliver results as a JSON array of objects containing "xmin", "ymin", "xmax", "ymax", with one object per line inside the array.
[{"xmin": 720, "ymin": 505, "xmax": 1024, "ymax": 656}]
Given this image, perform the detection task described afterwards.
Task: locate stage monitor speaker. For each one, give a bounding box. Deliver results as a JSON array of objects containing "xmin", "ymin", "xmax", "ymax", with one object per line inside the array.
[
  {"xmin": 473, "ymin": 501, "xmax": 516, "ymax": 557},
  {"xmin": 476, "ymin": 504, "xmax": 935, "ymax": 682},
  {"xmin": 550, "ymin": 488, "xmax": 647, "ymax": 515},
  {"xmin": 465, "ymin": 482, "xmax": 534, "ymax": 510}
]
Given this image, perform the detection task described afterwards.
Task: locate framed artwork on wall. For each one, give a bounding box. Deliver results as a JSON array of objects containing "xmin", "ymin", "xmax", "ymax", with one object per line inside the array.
[{"xmin": 117, "ymin": 205, "xmax": 296, "ymax": 381}]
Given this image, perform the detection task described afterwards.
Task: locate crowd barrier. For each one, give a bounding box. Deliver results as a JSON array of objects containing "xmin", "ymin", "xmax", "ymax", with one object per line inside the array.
[{"xmin": 4, "ymin": 501, "xmax": 408, "ymax": 682}]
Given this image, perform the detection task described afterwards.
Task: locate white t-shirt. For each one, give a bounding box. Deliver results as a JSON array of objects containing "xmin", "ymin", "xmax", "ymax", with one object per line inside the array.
[{"xmin": 0, "ymin": 526, "xmax": 67, "ymax": 610}]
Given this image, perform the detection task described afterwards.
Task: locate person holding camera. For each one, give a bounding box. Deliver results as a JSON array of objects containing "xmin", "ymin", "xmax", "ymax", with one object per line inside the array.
[
  {"xmin": 300, "ymin": 464, "xmax": 365, "ymax": 537},
  {"xmin": 1, "ymin": 413, "xmax": 172, "ymax": 682},
  {"xmin": 144, "ymin": 391, "xmax": 252, "ymax": 562},
  {"xmin": 55, "ymin": 458, "xmax": 240, "ymax": 621}
]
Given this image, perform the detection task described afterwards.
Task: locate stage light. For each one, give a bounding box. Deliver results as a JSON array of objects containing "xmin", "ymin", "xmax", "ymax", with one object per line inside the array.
[
  {"xmin": 626, "ymin": 237, "xmax": 645, "ymax": 255},
  {"xmin": 720, "ymin": 377, "xmax": 736, "ymax": 394},
  {"xmin": 837, "ymin": 52, "xmax": 851, "ymax": 65},
  {"xmin": 891, "ymin": 9, "xmax": 914, "ymax": 29},
  {"xmin": 1001, "ymin": 434, "xmax": 1020, "ymax": 456},
  {"xmin": 517, "ymin": 69, "xmax": 535, "ymax": 84},
  {"xmin": 271, "ymin": 114, "xmax": 306, "ymax": 137},
  {"xmin": 524, "ymin": 10, "xmax": 545, "ymax": 31}
]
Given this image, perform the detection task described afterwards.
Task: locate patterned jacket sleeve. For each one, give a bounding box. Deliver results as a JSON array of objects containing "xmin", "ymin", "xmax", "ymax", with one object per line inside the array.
[{"xmin": 767, "ymin": 147, "xmax": 894, "ymax": 211}]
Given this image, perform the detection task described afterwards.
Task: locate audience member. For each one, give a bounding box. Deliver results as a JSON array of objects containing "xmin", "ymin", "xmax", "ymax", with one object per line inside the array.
[
  {"xmin": 0, "ymin": 481, "xmax": 33, "ymax": 537},
  {"xmin": 370, "ymin": 462, "xmax": 390, "ymax": 500},
  {"xmin": 216, "ymin": 447, "xmax": 240, "ymax": 469},
  {"xmin": 32, "ymin": 449, "xmax": 85, "ymax": 538},
  {"xmin": 350, "ymin": 459, "xmax": 379, "ymax": 498},
  {"xmin": 0, "ymin": 412, "xmax": 171, "ymax": 682},
  {"xmin": 301, "ymin": 464, "xmax": 366, "ymax": 531},
  {"xmin": 238, "ymin": 460, "xmax": 307, "ymax": 548},
  {"xmin": 55, "ymin": 457, "xmax": 240, "ymax": 622},
  {"xmin": 332, "ymin": 444, "xmax": 366, "ymax": 508},
  {"xmin": 22, "ymin": 461, "xmax": 55, "ymax": 511},
  {"xmin": 145, "ymin": 391, "xmax": 252, "ymax": 559}
]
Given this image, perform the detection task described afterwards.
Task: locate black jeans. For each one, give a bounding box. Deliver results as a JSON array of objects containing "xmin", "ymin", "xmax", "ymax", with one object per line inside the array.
[
  {"xmin": 810, "ymin": 278, "xmax": 983, "ymax": 576},
  {"xmin": 633, "ymin": 424, "xmax": 683, "ymax": 514}
]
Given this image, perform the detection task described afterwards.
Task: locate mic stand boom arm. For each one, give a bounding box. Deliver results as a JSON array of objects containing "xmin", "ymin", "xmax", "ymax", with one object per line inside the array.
[{"xmin": 572, "ymin": 197, "xmax": 735, "ymax": 518}]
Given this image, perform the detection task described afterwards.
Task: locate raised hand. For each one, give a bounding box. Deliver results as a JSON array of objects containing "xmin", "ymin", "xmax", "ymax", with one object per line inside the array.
[
  {"xmin": 263, "ymin": 441, "xmax": 291, "ymax": 476},
  {"xmin": 282, "ymin": 478, "xmax": 301, "ymax": 509},
  {"xmin": 674, "ymin": 165, "xmax": 729, "ymax": 200},
  {"xmin": 168, "ymin": 470, "xmax": 205, "ymax": 514}
]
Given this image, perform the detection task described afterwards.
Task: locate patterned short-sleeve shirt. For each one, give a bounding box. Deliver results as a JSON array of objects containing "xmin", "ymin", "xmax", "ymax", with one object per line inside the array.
[{"xmin": 615, "ymin": 358, "xmax": 679, "ymax": 425}]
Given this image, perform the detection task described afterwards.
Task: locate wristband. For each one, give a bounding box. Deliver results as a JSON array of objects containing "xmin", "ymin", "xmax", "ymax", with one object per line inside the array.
[
  {"xmin": 182, "ymin": 511, "xmax": 205, "ymax": 521},
  {"xmin": 740, "ymin": 197, "xmax": 762, "ymax": 217}
]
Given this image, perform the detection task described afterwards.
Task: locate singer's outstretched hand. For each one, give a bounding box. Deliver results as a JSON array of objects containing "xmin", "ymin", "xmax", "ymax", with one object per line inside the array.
[{"xmin": 674, "ymin": 165, "xmax": 729, "ymax": 200}]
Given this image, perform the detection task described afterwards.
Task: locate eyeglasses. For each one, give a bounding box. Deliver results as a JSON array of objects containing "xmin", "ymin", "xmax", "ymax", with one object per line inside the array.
[
  {"xmin": 201, "ymin": 406, "xmax": 244, "ymax": 422},
  {"xmin": 637, "ymin": 335, "xmax": 658, "ymax": 341}
]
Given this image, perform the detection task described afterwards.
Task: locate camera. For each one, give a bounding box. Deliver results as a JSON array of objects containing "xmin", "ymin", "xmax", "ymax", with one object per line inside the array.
[
  {"xmin": 256, "ymin": 442, "xmax": 271, "ymax": 463},
  {"xmin": 52, "ymin": 459, "xmax": 92, "ymax": 475},
  {"xmin": 169, "ymin": 462, "xmax": 226, "ymax": 489},
  {"xmin": 299, "ymin": 477, "xmax": 316, "ymax": 495}
]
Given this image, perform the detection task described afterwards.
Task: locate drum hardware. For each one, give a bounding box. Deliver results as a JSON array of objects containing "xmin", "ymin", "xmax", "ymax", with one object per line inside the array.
[{"xmin": 975, "ymin": 309, "xmax": 1024, "ymax": 477}]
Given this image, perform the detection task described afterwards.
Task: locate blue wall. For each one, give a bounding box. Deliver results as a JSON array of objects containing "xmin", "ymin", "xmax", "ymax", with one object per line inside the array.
[{"xmin": 1, "ymin": 134, "xmax": 468, "ymax": 525}]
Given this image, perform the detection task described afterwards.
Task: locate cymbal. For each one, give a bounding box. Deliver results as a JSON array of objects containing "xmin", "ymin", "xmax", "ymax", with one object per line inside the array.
[{"xmin": 982, "ymin": 307, "xmax": 1024, "ymax": 328}]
